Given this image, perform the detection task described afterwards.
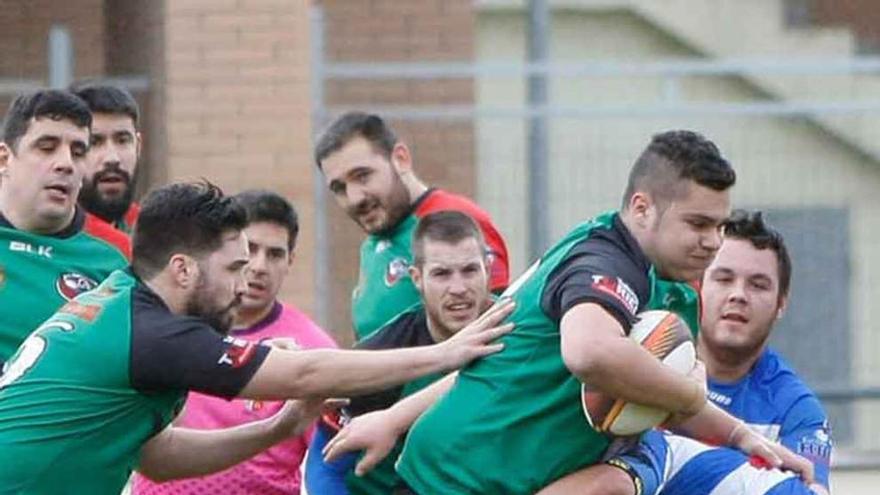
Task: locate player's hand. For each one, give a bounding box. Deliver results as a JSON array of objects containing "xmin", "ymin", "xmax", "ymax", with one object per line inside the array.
[
  {"xmin": 272, "ymin": 397, "xmax": 349, "ymax": 438},
  {"xmin": 436, "ymin": 298, "xmax": 515, "ymax": 371},
  {"xmin": 322, "ymin": 409, "xmax": 403, "ymax": 476},
  {"xmin": 729, "ymin": 423, "xmax": 815, "ymax": 485},
  {"xmin": 662, "ymin": 360, "xmax": 708, "ymax": 427}
]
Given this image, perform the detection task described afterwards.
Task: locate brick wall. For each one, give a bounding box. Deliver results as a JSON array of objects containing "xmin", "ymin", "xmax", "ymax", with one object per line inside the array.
[
  {"xmin": 0, "ymin": 0, "xmax": 105, "ymax": 114},
  {"xmin": 318, "ymin": 0, "xmax": 478, "ymax": 343},
  {"xmin": 161, "ymin": 0, "xmax": 317, "ymax": 317},
  {"xmin": 801, "ymin": 0, "xmax": 880, "ymax": 52}
]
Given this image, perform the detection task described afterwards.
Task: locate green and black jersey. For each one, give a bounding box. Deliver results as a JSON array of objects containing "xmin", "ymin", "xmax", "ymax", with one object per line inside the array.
[
  {"xmin": 0, "ymin": 208, "xmax": 130, "ymax": 362},
  {"xmin": 397, "ymin": 211, "xmax": 699, "ymax": 494},
  {"xmin": 0, "ymin": 270, "xmax": 270, "ymax": 494},
  {"xmin": 351, "ymin": 188, "xmax": 510, "ymax": 340},
  {"xmin": 312, "ymin": 306, "xmax": 441, "ymax": 495}
]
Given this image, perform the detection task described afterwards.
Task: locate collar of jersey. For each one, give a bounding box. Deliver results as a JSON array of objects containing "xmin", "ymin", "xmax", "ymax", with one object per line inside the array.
[{"xmin": 0, "ymin": 206, "xmax": 85, "ymax": 239}]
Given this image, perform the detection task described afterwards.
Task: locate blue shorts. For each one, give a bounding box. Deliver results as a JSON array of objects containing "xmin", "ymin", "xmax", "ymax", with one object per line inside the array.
[
  {"xmin": 302, "ymin": 423, "xmax": 358, "ymax": 495},
  {"xmin": 610, "ymin": 430, "xmax": 814, "ymax": 495}
]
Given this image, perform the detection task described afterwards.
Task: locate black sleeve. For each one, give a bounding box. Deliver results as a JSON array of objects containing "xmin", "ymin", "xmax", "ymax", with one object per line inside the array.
[
  {"xmin": 345, "ymin": 310, "xmax": 432, "ymax": 416},
  {"xmin": 540, "ymin": 238, "xmax": 649, "ymax": 333},
  {"xmin": 130, "ymin": 313, "xmax": 270, "ymax": 399}
]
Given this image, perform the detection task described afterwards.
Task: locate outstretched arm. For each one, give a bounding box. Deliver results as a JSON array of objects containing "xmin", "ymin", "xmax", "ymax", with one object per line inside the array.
[
  {"xmin": 239, "ymin": 301, "xmax": 513, "ymax": 400},
  {"xmin": 138, "ymin": 398, "xmax": 325, "ymax": 481}
]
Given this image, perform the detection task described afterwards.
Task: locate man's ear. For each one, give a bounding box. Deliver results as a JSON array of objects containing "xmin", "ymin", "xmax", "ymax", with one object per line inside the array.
[
  {"xmin": 775, "ymin": 294, "xmax": 788, "ymax": 320},
  {"xmin": 390, "ymin": 142, "xmax": 413, "ymax": 175},
  {"xmin": 409, "ymin": 264, "xmax": 423, "ymax": 289},
  {"xmin": 627, "ymin": 191, "xmax": 657, "ymax": 229},
  {"xmin": 169, "ymin": 254, "xmax": 200, "ymax": 289},
  {"xmin": 0, "ymin": 142, "xmax": 12, "ymax": 178}
]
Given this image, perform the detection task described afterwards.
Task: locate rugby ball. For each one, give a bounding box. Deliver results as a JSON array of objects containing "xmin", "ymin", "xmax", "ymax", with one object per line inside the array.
[{"xmin": 581, "ymin": 310, "xmax": 696, "ymax": 436}]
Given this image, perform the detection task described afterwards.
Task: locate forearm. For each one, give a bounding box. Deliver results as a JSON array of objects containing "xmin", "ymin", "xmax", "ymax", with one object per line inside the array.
[
  {"xmin": 573, "ymin": 337, "xmax": 703, "ymax": 414},
  {"xmin": 669, "ymin": 401, "xmax": 743, "ymax": 446},
  {"xmin": 138, "ymin": 411, "xmax": 297, "ymax": 481},
  {"xmin": 561, "ymin": 304, "xmax": 704, "ymax": 415},
  {"xmin": 242, "ymin": 346, "xmax": 449, "ymax": 400},
  {"xmin": 386, "ymin": 372, "xmax": 457, "ymax": 431}
]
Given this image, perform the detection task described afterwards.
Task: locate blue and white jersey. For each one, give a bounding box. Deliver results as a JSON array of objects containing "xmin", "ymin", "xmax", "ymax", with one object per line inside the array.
[
  {"xmin": 612, "ymin": 348, "xmax": 832, "ymax": 494},
  {"xmin": 706, "ymin": 348, "xmax": 832, "ymax": 488},
  {"xmin": 619, "ymin": 430, "xmax": 815, "ymax": 495}
]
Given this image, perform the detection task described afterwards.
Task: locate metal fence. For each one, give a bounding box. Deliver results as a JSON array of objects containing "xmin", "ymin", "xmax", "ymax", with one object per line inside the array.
[{"xmin": 311, "ymin": 4, "xmax": 880, "ymax": 464}]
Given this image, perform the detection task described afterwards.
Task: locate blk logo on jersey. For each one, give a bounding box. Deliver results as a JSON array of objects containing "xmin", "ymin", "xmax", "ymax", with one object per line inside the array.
[
  {"xmin": 218, "ymin": 336, "xmax": 258, "ymax": 368},
  {"xmin": 591, "ymin": 275, "xmax": 639, "ymax": 315},
  {"xmin": 56, "ymin": 272, "xmax": 99, "ymax": 301},
  {"xmin": 384, "ymin": 257, "xmax": 410, "ymax": 287},
  {"xmin": 10, "ymin": 240, "xmax": 53, "ymax": 258}
]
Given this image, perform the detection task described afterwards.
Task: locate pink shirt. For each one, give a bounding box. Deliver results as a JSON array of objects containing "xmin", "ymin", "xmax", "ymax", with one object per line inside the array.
[{"xmin": 132, "ymin": 302, "xmax": 337, "ymax": 495}]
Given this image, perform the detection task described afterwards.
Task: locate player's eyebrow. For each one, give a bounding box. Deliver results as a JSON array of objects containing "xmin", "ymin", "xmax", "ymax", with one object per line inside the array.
[
  {"xmin": 31, "ymin": 135, "xmax": 60, "ymax": 148},
  {"xmin": 112, "ymin": 130, "xmax": 134, "ymax": 139},
  {"xmin": 683, "ymin": 213, "xmax": 722, "ymax": 224}
]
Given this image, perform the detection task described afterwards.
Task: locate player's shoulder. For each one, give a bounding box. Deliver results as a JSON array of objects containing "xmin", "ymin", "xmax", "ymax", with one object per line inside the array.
[
  {"xmin": 753, "ymin": 348, "xmax": 823, "ymax": 411},
  {"xmin": 274, "ymin": 302, "xmax": 338, "ymax": 348},
  {"xmin": 82, "ymin": 213, "xmax": 132, "ymax": 260},
  {"xmin": 562, "ymin": 214, "xmax": 649, "ymax": 274},
  {"xmin": 123, "ymin": 203, "xmax": 140, "ymax": 228},
  {"xmin": 415, "ymin": 188, "xmax": 492, "ymax": 221},
  {"xmin": 357, "ymin": 304, "xmax": 429, "ymax": 350}
]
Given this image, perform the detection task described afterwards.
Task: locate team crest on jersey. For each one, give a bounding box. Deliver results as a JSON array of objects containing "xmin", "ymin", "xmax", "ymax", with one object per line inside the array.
[
  {"xmin": 375, "ymin": 240, "xmax": 391, "ymax": 254},
  {"xmin": 384, "ymin": 257, "xmax": 410, "ymax": 287},
  {"xmin": 56, "ymin": 272, "xmax": 99, "ymax": 301},
  {"xmin": 797, "ymin": 422, "xmax": 833, "ymax": 462},
  {"xmin": 244, "ymin": 399, "xmax": 265, "ymax": 413},
  {"xmin": 591, "ymin": 275, "xmax": 639, "ymax": 315},
  {"xmin": 0, "ymin": 264, "xmax": 5, "ymax": 289},
  {"xmin": 218, "ymin": 336, "xmax": 258, "ymax": 368}
]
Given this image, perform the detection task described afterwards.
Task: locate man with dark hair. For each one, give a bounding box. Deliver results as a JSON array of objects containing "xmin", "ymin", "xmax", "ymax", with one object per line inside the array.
[
  {"xmin": 323, "ymin": 131, "xmax": 813, "ymax": 494},
  {"xmin": 315, "ymin": 112, "xmax": 510, "ymax": 340},
  {"xmin": 0, "ymin": 181, "xmax": 512, "ymax": 494},
  {"xmin": 71, "ymin": 81, "xmax": 143, "ymax": 233},
  {"xmin": 0, "ymin": 89, "xmax": 130, "ymax": 363},
  {"xmin": 133, "ymin": 190, "xmax": 337, "ymax": 495},
  {"xmin": 539, "ymin": 210, "xmax": 831, "ymax": 495},
  {"xmin": 303, "ymin": 210, "xmax": 495, "ymax": 495}
]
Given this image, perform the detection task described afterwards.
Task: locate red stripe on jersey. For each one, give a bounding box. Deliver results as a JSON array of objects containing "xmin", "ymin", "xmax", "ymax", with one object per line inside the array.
[
  {"xmin": 414, "ymin": 189, "xmax": 510, "ymax": 292},
  {"xmin": 84, "ymin": 213, "xmax": 132, "ymax": 260},
  {"xmin": 123, "ymin": 203, "xmax": 140, "ymax": 230}
]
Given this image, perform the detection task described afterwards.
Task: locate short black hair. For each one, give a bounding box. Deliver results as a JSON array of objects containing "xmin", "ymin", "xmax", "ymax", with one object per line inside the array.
[
  {"xmin": 132, "ymin": 181, "xmax": 248, "ymax": 280},
  {"xmin": 722, "ymin": 209, "xmax": 792, "ymax": 301},
  {"xmin": 314, "ymin": 112, "xmax": 397, "ymax": 168},
  {"xmin": 1, "ymin": 89, "xmax": 91, "ymax": 152},
  {"xmin": 234, "ymin": 190, "xmax": 300, "ymax": 251},
  {"xmin": 69, "ymin": 81, "xmax": 140, "ymax": 126},
  {"xmin": 622, "ymin": 130, "xmax": 736, "ymax": 209},
  {"xmin": 412, "ymin": 211, "xmax": 486, "ymax": 267}
]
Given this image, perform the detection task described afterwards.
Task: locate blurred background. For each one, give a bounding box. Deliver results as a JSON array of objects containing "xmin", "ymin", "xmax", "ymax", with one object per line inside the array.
[{"xmin": 2, "ymin": 0, "xmax": 878, "ymax": 491}]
